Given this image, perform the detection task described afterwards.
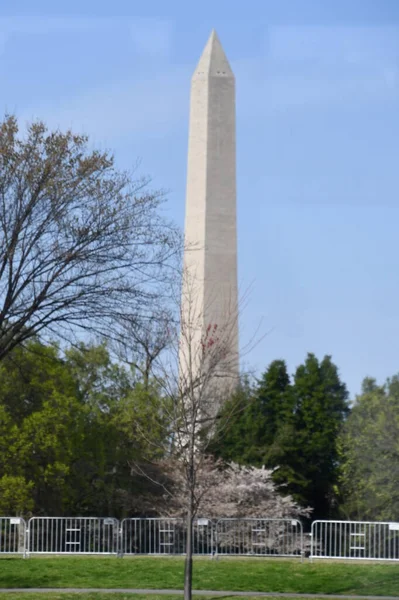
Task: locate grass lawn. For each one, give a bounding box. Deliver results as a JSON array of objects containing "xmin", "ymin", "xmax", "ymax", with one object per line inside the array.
[
  {"xmin": 0, "ymin": 596, "xmax": 356, "ymax": 600},
  {"xmin": 0, "ymin": 596, "xmax": 361, "ymax": 600},
  {"xmin": 0, "ymin": 556, "xmax": 398, "ymax": 596}
]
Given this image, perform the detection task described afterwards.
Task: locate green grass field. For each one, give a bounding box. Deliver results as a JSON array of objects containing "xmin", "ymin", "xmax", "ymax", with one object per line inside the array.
[
  {"xmin": 0, "ymin": 596, "xmax": 364, "ymax": 600},
  {"xmin": 0, "ymin": 595, "xmax": 359, "ymax": 600},
  {"xmin": 0, "ymin": 556, "xmax": 399, "ymax": 597}
]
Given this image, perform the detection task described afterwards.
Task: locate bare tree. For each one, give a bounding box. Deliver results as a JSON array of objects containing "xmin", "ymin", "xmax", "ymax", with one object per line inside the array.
[
  {"xmin": 130, "ymin": 268, "xmax": 249, "ymax": 600},
  {"xmin": 0, "ymin": 115, "xmax": 179, "ymax": 361}
]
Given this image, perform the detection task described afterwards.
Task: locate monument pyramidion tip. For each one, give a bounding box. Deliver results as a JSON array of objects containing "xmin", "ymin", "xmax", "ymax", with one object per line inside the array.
[{"xmin": 193, "ymin": 30, "xmax": 234, "ymax": 79}]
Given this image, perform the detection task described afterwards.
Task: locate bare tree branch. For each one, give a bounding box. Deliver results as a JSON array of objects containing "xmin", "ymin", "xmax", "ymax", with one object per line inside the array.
[{"xmin": 0, "ymin": 115, "xmax": 180, "ymax": 361}]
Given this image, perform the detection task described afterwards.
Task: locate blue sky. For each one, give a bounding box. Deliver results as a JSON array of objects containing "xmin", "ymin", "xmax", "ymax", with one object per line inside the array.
[{"xmin": 1, "ymin": 0, "xmax": 399, "ymax": 398}]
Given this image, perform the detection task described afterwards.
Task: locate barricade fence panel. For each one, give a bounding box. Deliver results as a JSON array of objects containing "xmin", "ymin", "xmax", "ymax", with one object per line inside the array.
[
  {"xmin": 27, "ymin": 517, "xmax": 119, "ymax": 555},
  {"xmin": 214, "ymin": 518, "xmax": 303, "ymax": 557},
  {"xmin": 121, "ymin": 518, "xmax": 185, "ymax": 555},
  {"xmin": 0, "ymin": 517, "xmax": 26, "ymax": 555},
  {"xmin": 311, "ymin": 520, "xmax": 399, "ymax": 561},
  {"xmin": 194, "ymin": 518, "xmax": 214, "ymax": 555},
  {"xmin": 120, "ymin": 518, "xmax": 214, "ymax": 555}
]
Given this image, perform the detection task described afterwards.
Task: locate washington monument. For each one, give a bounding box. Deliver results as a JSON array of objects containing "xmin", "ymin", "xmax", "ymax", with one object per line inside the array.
[{"xmin": 180, "ymin": 30, "xmax": 239, "ymax": 405}]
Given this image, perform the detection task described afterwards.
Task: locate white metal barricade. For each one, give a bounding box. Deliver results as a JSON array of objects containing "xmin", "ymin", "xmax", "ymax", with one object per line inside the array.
[
  {"xmin": 120, "ymin": 517, "xmax": 214, "ymax": 556},
  {"xmin": 120, "ymin": 518, "xmax": 185, "ymax": 555},
  {"xmin": 27, "ymin": 517, "xmax": 119, "ymax": 555},
  {"xmin": 194, "ymin": 517, "xmax": 214, "ymax": 555},
  {"xmin": 0, "ymin": 517, "xmax": 26, "ymax": 556},
  {"xmin": 215, "ymin": 518, "xmax": 303, "ymax": 558},
  {"xmin": 1, "ymin": 515, "xmax": 308, "ymax": 558},
  {"xmin": 311, "ymin": 520, "xmax": 399, "ymax": 561}
]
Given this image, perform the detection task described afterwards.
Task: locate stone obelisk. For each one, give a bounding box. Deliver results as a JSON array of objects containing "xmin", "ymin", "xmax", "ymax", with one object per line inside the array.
[{"xmin": 180, "ymin": 30, "xmax": 239, "ymax": 407}]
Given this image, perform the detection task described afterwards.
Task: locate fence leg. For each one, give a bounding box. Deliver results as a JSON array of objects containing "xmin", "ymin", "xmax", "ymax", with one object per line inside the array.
[
  {"xmin": 309, "ymin": 532, "xmax": 313, "ymax": 563},
  {"xmin": 213, "ymin": 524, "xmax": 218, "ymax": 560},
  {"xmin": 25, "ymin": 528, "xmax": 30, "ymax": 559},
  {"xmin": 117, "ymin": 526, "xmax": 123, "ymax": 558}
]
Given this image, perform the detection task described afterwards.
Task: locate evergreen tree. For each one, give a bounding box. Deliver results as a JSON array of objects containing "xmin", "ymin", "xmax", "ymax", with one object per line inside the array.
[
  {"xmin": 255, "ymin": 360, "xmax": 295, "ymax": 465},
  {"xmin": 211, "ymin": 354, "xmax": 349, "ymax": 518},
  {"xmin": 211, "ymin": 361, "xmax": 293, "ymax": 466},
  {"xmin": 277, "ymin": 354, "xmax": 350, "ymax": 517},
  {"xmin": 209, "ymin": 377, "xmax": 254, "ymax": 463}
]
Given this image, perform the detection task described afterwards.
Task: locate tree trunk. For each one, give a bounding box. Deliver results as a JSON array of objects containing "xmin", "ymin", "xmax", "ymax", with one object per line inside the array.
[{"xmin": 183, "ymin": 506, "xmax": 194, "ymax": 600}]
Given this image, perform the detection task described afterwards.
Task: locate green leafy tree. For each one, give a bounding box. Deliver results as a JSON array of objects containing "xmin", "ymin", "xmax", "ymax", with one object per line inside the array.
[
  {"xmin": 65, "ymin": 342, "xmax": 132, "ymax": 410},
  {"xmin": 0, "ymin": 339, "xmax": 85, "ymax": 514},
  {"xmin": 17, "ymin": 393, "xmax": 84, "ymax": 514},
  {"xmin": 63, "ymin": 342, "xmax": 168, "ymax": 517},
  {"xmin": 0, "ymin": 337, "xmax": 169, "ymax": 517},
  {"xmin": 338, "ymin": 375, "xmax": 399, "ymax": 520},
  {"xmin": 0, "ymin": 339, "xmax": 77, "ymax": 425},
  {"xmin": 0, "ymin": 475, "xmax": 34, "ymax": 515},
  {"xmin": 0, "ymin": 404, "xmax": 35, "ymax": 514}
]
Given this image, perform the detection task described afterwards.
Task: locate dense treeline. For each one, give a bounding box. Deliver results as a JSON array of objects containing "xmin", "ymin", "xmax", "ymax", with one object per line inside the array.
[
  {"xmin": 0, "ymin": 339, "xmax": 166, "ymax": 517},
  {"xmin": 0, "ymin": 339, "xmax": 398, "ymax": 521}
]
